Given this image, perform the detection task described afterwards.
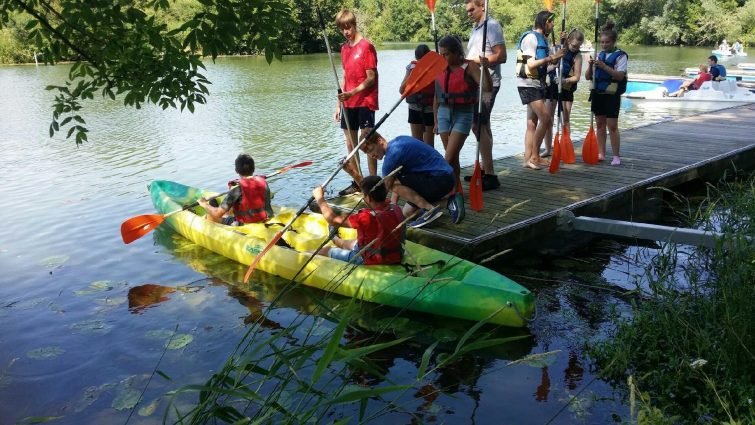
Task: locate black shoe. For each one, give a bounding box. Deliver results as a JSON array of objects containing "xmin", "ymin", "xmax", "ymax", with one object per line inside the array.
[
  {"xmin": 482, "ymin": 174, "xmax": 500, "ymax": 191},
  {"xmin": 338, "ymin": 181, "xmax": 360, "ymax": 196}
]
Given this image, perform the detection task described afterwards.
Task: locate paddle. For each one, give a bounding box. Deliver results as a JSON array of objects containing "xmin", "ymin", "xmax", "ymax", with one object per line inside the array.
[
  {"xmin": 243, "ymin": 51, "xmax": 448, "ymax": 283},
  {"xmin": 425, "ymin": 0, "xmax": 439, "ymax": 53},
  {"xmin": 549, "ymin": 62, "xmax": 562, "ymax": 174},
  {"xmin": 558, "ymin": 0, "xmax": 576, "ymax": 164},
  {"xmin": 468, "ymin": 0, "xmax": 489, "ymax": 212},
  {"xmin": 317, "ymin": 7, "xmax": 362, "ymax": 180},
  {"xmin": 582, "ymin": 0, "xmax": 600, "ymax": 165},
  {"xmin": 120, "ymin": 160, "xmax": 313, "ymax": 244}
]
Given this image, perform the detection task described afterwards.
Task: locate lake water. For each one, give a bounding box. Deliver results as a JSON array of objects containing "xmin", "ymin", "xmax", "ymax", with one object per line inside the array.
[{"xmin": 0, "ymin": 45, "xmax": 734, "ymax": 424}]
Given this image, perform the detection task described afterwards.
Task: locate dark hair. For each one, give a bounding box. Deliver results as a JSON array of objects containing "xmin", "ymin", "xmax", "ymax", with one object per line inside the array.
[
  {"xmin": 708, "ymin": 55, "xmax": 718, "ymax": 63},
  {"xmin": 415, "ymin": 44, "xmax": 431, "ymax": 60},
  {"xmin": 438, "ymin": 35, "xmax": 464, "ymax": 56},
  {"xmin": 360, "ymin": 175, "xmax": 388, "ymax": 202},
  {"xmin": 534, "ymin": 11, "xmax": 555, "ymax": 30},
  {"xmin": 235, "ymin": 154, "xmax": 255, "ymax": 176},
  {"xmin": 599, "ymin": 21, "xmax": 618, "ymax": 42}
]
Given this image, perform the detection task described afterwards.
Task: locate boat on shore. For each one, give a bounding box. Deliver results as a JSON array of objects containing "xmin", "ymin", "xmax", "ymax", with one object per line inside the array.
[
  {"xmin": 150, "ymin": 180, "xmax": 536, "ymax": 327},
  {"xmin": 624, "ymin": 80, "xmax": 755, "ymax": 111}
]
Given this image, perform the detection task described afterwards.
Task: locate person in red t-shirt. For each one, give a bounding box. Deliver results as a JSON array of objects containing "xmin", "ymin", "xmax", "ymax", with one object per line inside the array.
[
  {"xmin": 312, "ymin": 176, "xmax": 405, "ymax": 265},
  {"xmin": 669, "ymin": 64, "xmax": 712, "ymax": 97},
  {"xmin": 334, "ymin": 9, "xmax": 379, "ymax": 196}
]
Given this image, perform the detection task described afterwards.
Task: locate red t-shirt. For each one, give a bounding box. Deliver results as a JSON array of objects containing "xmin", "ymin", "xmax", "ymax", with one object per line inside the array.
[
  {"xmin": 692, "ymin": 72, "xmax": 712, "ymax": 90},
  {"xmin": 341, "ymin": 38, "xmax": 379, "ymax": 110}
]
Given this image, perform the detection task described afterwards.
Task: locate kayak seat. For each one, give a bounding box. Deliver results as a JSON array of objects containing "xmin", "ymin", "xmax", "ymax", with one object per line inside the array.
[{"xmin": 660, "ymin": 79, "xmax": 685, "ymax": 93}]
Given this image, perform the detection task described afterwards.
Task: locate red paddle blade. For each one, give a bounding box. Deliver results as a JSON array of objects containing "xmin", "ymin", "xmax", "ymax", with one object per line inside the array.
[
  {"xmin": 549, "ymin": 133, "xmax": 561, "ymax": 174},
  {"xmin": 244, "ymin": 231, "xmax": 283, "ymax": 283},
  {"xmin": 425, "ymin": 0, "xmax": 436, "ymax": 12},
  {"xmin": 402, "ymin": 51, "xmax": 447, "ymax": 98},
  {"xmin": 582, "ymin": 127, "xmax": 599, "ymax": 164},
  {"xmin": 121, "ymin": 214, "xmax": 166, "ymax": 244},
  {"xmin": 562, "ymin": 127, "xmax": 576, "ymax": 164},
  {"xmin": 469, "ymin": 161, "xmax": 483, "ymax": 212}
]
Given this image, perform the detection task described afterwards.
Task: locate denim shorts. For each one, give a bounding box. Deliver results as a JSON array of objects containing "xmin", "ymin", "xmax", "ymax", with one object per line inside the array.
[
  {"xmin": 436, "ymin": 104, "xmax": 474, "ymax": 135},
  {"xmin": 328, "ymin": 244, "xmax": 364, "ymax": 265}
]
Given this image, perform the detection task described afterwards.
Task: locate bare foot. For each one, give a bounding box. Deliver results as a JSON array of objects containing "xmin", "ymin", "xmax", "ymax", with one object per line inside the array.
[{"xmin": 526, "ymin": 161, "xmax": 542, "ymax": 170}]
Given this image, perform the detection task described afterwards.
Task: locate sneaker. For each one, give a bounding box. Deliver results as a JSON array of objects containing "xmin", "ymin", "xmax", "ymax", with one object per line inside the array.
[
  {"xmin": 409, "ymin": 206, "xmax": 443, "ymax": 228},
  {"xmin": 482, "ymin": 174, "xmax": 500, "ymax": 191},
  {"xmin": 338, "ymin": 181, "xmax": 360, "ymax": 196},
  {"xmin": 446, "ymin": 193, "xmax": 465, "ymax": 224},
  {"xmin": 611, "ymin": 156, "xmax": 621, "ymax": 166}
]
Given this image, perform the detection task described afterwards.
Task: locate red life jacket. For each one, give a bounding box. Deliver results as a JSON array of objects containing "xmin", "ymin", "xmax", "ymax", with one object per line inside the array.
[
  {"xmin": 437, "ymin": 62, "xmax": 478, "ymax": 105},
  {"xmin": 405, "ymin": 61, "xmax": 435, "ymax": 106},
  {"xmin": 356, "ymin": 203, "xmax": 405, "ymax": 265},
  {"xmin": 229, "ymin": 176, "xmax": 273, "ymax": 224}
]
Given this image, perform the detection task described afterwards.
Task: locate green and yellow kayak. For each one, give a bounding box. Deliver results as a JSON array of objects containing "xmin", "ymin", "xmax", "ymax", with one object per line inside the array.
[{"xmin": 150, "ymin": 180, "xmax": 535, "ymax": 327}]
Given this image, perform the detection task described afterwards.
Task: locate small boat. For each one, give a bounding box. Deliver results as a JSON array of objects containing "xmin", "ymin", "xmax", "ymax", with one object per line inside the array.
[
  {"xmin": 737, "ymin": 62, "xmax": 755, "ymax": 71},
  {"xmin": 712, "ymin": 49, "xmax": 748, "ymax": 58},
  {"xmin": 150, "ymin": 180, "xmax": 536, "ymax": 327},
  {"xmin": 624, "ymin": 80, "xmax": 755, "ymax": 111},
  {"xmin": 684, "ymin": 67, "xmax": 755, "ymax": 82}
]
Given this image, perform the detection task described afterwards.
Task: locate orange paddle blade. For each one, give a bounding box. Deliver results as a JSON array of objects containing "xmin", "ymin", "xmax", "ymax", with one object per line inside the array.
[
  {"xmin": 425, "ymin": 0, "xmax": 436, "ymax": 12},
  {"xmin": 549, "ymin": 133, "xmax": 561, "ymax": 174},
  {"xmin": 121, "ymin": 214, "xmax": 166, "ymax": 244},
  {"xmin": 562, "ymin": 127, "xmax": 576, "ymax": 164},
  {"xmin": 582, "ymin": 127, "xmax": 599, "ymax": 164},
  {"xmin": 244, "ymin": 230, "xmax": 283, "ymax": 283},
  {"xmin": 469, "ymin": 161, "xmax": 483, "ymax": 212},
  {"xmin": 402, "ymin": 51, "xmax": 447, "ymax": 98}
]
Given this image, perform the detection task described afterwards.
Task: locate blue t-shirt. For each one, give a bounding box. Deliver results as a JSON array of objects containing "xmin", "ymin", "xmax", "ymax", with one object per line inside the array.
[{"xmin": 382, "ymin": 136, "xmax": 453, "ymax": 177}]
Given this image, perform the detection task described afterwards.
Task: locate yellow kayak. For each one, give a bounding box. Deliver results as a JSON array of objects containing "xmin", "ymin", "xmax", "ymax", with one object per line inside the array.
[{"xmin": 151, "ymin": 180, "xmax": 535, "ymax": 327}]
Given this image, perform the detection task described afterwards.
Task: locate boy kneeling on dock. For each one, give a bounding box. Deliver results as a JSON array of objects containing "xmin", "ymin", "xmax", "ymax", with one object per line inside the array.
[{"xmin": 312, "ymin": 176, "xmax": 405, "ymax": 265}]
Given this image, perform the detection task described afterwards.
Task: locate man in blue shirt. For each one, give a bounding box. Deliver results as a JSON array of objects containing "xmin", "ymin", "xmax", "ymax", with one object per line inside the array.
[
  {"xmin": 345, "ymin": 133, "xmax": 462, "ymax": 227},
  {"xmin": 708, "ymin": 55, "xmax": 727, "ymax": 81}
]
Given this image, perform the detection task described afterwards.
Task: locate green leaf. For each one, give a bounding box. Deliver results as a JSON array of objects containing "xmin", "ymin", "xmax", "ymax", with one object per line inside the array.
[
  {"xmin": 417, "ymin": 341, "xmax": 438, "ymax": 378},
  {"xmin": 329, "ymin": 385, "xmax": 408, "ymax": 405},
  {"xmin": 18, "ymin": 416, "xmax": 64, "ymax": 424}
]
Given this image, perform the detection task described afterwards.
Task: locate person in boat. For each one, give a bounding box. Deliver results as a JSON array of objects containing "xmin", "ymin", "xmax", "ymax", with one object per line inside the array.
[
  {"xmin": 585, "ymin": 21, "xmax": 627, "ymax": 166},
  {"xmin": 668, "ymin": 64, "xmax": 712, "ymax": 97},
  {"xmin": 542, "ymin": 28, "xmax": 584, "ymax": 157},
  {"xmin": 464, "ymin": 0, "xmax": 506, "ymax": 191},
  {"xmin": 334, "ymin": 9, "xmax": 379, "ymax": 196},
  {"xmin": 733, "ymin": 40, "xmax": 744, "ymax": 55},
  {"xmin": 708, "ymin": 55, "xmax": 728, "ymax": 81},
  {"xmin": 312, "ymin": 176, "xmax": 404, "ymax": 266},
  {"xmin": 400, "ymin": 44, "xmax": 435, "ymax": 147},
  {"xmin": 344, "ymin": 132, "xmax": 461, "ymax": 228},
  {"xmin": 515, "ymin": 10, "xmax": 566, "ymax": 170},
  {"xmin": 197, "ymin": 154, "xmax": 273, "ymax": 225},
  {"xmin": 434, "ymin": 35, "xmax": 491, "ymax": 201}
]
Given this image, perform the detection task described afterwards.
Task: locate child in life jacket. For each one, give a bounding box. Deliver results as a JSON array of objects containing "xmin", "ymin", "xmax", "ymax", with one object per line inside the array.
[
  {"xmin": 198, "ymin": 154, "xmax": 273, "ymax": 225},
  {"xmin": 312, "ymin": 176, "xmax": 405, "ymax": 265}
]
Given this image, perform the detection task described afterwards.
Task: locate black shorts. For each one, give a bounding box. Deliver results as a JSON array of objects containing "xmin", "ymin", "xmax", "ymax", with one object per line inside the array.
[
  {"xmin": 545, "ymin": 84, "xmax": 575, "ymax": 102},
  {"xmin": 340, "ymin": 107, "xmax": 375, "ymax": 130},
  {"xmin": 408, "ymin": 108, "xmax": 434, "ymax": 126},
  {"xmin": 591, "ymin": 93, "xmax": 622, "ymax": 119},
  {"xmin": 517, "ymin": 86, "xmax": 546, "ymax": 105},
  {"xmin": 473, "ymin": 86, "xmax": 500, "ymax": 125},
  {"xmin": 397, "ymin": 172, "xmax": 455, "ymax": 207}
]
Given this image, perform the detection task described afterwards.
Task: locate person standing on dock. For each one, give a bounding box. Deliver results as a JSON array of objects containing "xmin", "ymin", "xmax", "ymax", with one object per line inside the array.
[
  {"xmin": 334, "ymin": 9, "xmax": 379, "ymax": 196},
  {"xmin": 708, "ymin": 55, "xmax": 727, "ymax": 81},
  {"xmin": 400, "ymin": 44, "xmax": 436, "ymax": 146},
  {"xmin": 585, "ymin": 21, "xmax": 627, "ymax": 166},
  {"xmin": 515, "ymin": 11, "xmax": 565, "ymax": 170},
  {"xmin": 464, "ymin": 0, "xmax": 506, "ymax": 190}
]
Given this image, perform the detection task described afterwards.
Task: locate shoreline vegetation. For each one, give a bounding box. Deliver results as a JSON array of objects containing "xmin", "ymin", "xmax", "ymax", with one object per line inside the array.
[{"xmin": 2, "ymin": 0, "xmax": 755, "ymax": 65}]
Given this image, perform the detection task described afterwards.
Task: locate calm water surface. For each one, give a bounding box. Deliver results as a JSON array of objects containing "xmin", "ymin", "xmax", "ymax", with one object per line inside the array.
[{"xmin": 0, "ymin": 45, "xmax": 729, "ymax": 424}]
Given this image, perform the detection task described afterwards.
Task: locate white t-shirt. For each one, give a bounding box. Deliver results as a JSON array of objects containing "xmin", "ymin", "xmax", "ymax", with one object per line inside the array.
[{"xmin": 466, "ymin": 17, "xmax": 505, "ymax": 88}]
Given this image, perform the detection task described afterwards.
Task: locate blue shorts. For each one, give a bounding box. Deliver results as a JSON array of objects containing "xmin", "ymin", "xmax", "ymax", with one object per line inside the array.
[
  {"xmin": 328, "ymin": 244, "xmax": 364, "ymax": 265},
  {"xmin": 436, "ymin": 105, "xmax": 474, "ymax": 136}
]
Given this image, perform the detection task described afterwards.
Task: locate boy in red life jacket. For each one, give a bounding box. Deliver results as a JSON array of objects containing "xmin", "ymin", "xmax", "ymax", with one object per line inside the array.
[
  {"xmin": 312, "ymin": 176, "xmax": 405, "ymax": 265},
  {"xmin": 198, "ymin": 154, "xmax": 273, "ymax": 226}
]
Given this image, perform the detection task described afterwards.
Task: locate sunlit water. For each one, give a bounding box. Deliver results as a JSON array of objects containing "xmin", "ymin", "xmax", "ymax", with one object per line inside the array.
[{"xmin": 0, "ymin": 45, "xmax": 731, "ymax": 424}]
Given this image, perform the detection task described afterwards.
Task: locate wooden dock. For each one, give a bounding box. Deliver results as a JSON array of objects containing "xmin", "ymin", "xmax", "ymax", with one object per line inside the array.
[{"xmin": 331, "ymin": 104, "xmax": 755, "ymax": 262}]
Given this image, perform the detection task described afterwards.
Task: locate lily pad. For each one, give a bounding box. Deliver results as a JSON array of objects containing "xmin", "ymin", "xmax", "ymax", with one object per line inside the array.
[
  {"xmin": 39, "ymin": 255, "xmax": 69, "ymax": 269},
  {"xmin": 112, "ymin": 388, "xmax": 141, "ymax": 411},
  {"xmin": 27, "ymin": 346, "xmax": 65, "ymax": 360},
  {"xmin": 74, "ymin": 280, "xmax": 114, "ymax": 296},
  {"xmin": 145, "ymin": 329, "xmax": 175, "ymax": 340},
  {"xmin": 72, "ymin": 383, "xmax": 116, "ymax": 413},
  {"xmin": 138, "ymin": 397, "xmax": 161, "ymax": 417},
  {"xmin": 165, "ymin": 334, "xmax": 194, "ymax": 350},
  {"xmin": 70, "ymin": 320, "xmax": 112, "ymax": 335},
  {"xmin": 93, "ymin": 296, "xmax": 127, "ymax": 307}
]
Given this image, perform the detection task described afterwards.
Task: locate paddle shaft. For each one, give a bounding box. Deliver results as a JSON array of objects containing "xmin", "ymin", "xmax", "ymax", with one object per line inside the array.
[
  {"xmin": 474, "ymin": 0, "xmax": 489, "ymax": 162},
  {"xmin": 431, "ymin": 11, "xmax": 438, "ymax": 53},
  {"xmin": 590, "ymin": 0, "xmax": 600, "ymax": 129},
  {"xmin": 317, "ymin": 7, "xmax": 362, "ymax": 177}
]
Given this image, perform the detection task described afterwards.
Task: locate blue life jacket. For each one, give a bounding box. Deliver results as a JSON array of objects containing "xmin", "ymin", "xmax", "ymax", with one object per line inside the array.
[
  {"xmin": 711, "ymin": 64, "xmax": 727, "ymax": 78},
  {"xmin": 547, "ymin": 48, "xmax": 580, "ymax": 91},
  {"xmin": 594, "ymin": 49, "xmax": 628, "ymax": 95},
  {"xmin": 516, "ymin": 30, "xmax": 549, "ymax": 81}
]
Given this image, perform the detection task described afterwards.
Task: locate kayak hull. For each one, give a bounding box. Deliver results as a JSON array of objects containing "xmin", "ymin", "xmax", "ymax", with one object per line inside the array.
[{"xmin": 150, "ymin": 180, "xmax": 535, "ymax": 327}]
